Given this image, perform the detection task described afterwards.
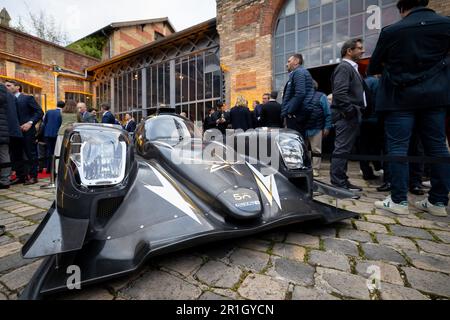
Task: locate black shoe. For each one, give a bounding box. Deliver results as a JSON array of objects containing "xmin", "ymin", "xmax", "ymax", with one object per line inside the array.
[
  {"xmin": 410, "ymin": 186, "xmax": 425, "ymax": 196},
  {"xmin": 363, "ymin": 174, "xmax": 378, "ymax": 181},
  {"xmin": 377, "ymin": 182, "xmax": 392, "ymax": 192},
  {"xmin": 0, "ymin": 225, "xmax": 5, "ymax": 236},
  {"xmin": 346, "ymin": 183, "xmax": 363, "ymax": 192},
  {"xmin": 10, "ymin": 178, "xmax": 26, "ymax": 185},
  {"xmin": 24, "ymin": 177, "xmax": 38, "ymax": 186}
]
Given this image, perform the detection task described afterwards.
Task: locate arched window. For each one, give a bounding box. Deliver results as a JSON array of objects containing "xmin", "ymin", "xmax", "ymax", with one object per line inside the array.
[{"xmin": 273, "ymin": 0, "xmax": 400, "ymax": 90}]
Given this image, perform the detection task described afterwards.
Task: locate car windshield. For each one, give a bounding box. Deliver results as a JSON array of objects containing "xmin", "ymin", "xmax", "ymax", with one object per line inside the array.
[{"xmin": 144, "ymin": 115, "xmax": 202, "ymax": 142}]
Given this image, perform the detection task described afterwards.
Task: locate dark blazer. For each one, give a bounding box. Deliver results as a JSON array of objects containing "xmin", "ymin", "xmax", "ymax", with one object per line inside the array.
[
  {"xmin": 331, "ymin": 60, "xmax": 366, "ymax": 119},
  {"xmin": 0, "ymin": 84, "xmax": 9, "ymax": 145},
  {"xmin": 81, "ymin": 111, "xmax": 96, "ymax": 123},
  {"xmin": 43, "ymin": 109, "xmax": 62, "ymax": 138},
  {"xmin": 5, "ymin": 92, "xmax": 22, "ymax": 138},
  {"xmin": 260, "ymin": 100, "xmax": 282, "ymax": 128},
  {"xmin": 230, "ymin": 106, "xmax": 253, "ymax": 131},
  {"xmin": 214, "ymin": 111, "xmax": 230, "ymax": 134},
  {"xmin": 16, "ymin": 93, "xmax": 43, "ymax": 128},
  {"xmin": 368, "ymin": 7, "xmax": 450, "ymax": 111},
  {"xmin": 281, "ymin": 66, "xmax": 315, "ymax": 119},
  {"xmin": 203, "ymin": 114, "xmax": 216, "ymax": 131},
  {"xmin": 102, "ymin": 111, "xmax": 116, "ymax": 125},
  {"xmin": 124, "ymin": 120, "xmax": 137, "ymax": 133}
]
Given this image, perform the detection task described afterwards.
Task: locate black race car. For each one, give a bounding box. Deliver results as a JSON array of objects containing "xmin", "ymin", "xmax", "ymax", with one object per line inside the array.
[{"xmin": 20, "ymin": 109, "xmax": 358, "ymax": 299}]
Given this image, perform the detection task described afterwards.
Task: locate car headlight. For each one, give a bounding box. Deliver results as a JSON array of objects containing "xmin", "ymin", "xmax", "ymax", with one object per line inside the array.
[
  {"xmin": 278, "ymin": 136, "xmax": 306, "ymax": 170},
  {"xmin": 69, "ymin": 130, "xmax": 127, "ymax": 187}
]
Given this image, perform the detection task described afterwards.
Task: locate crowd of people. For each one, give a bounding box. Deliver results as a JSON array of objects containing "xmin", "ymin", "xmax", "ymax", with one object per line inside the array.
[{"xmin": 201, "ymin": 0, "xmax": 450, "ymax": 218}]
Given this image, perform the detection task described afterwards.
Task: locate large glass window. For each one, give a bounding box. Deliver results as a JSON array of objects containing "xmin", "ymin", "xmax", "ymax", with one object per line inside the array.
[
  {"xmin": 273, "ymin": 0, "xmax": 400, "ymax": 90},
  {"xmin": 65, "ymin": 92, "xmax": 93, "ymax": 108}
]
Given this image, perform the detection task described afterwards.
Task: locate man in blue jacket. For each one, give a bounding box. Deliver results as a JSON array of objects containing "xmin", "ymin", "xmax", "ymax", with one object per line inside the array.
[
  {"xmin": 43, "ymin": 101, "xmax": 64, "ymax": 173},
  {"xmin": 101, "ymin": 103, "xmax": 117, "ymax": 125},
  {"xmin": 281, "ymin": 53, "xmax": 314, "ymax": 136},
  {"xmin": 5, "ymin": 80, "xmax": 43, "ymax": 185},
  {"xmin": 370, "ymin": 0, "xmax": 450, "ymax": 217}
]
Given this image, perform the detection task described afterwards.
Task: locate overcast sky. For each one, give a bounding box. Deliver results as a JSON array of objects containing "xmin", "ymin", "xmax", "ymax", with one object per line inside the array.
[{"xmin": 3, "ymin": 0, "xmax": 217, "ymax": 42}]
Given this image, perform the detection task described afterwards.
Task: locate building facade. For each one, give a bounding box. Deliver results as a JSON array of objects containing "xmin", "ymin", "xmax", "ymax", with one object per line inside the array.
[
  {"xmin": 216, "ymin": 0, "xmax": 449, "ymax": 106},
  {"xmin": 88, "ymin": 19, "xmax": 222, "ymax": 127},
  {"xmin": 0, "ymin": 24, "xmax": 98, "ymax": 111}
]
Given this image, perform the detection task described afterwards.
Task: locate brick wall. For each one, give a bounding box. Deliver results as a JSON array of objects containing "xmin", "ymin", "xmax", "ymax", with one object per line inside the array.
[{"xmin": 429, "ymin": 0, "xmax": 450, "ymax": 16}]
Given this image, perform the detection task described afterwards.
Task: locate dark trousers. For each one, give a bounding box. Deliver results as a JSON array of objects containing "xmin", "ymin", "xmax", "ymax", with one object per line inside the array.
[
  {"xmin": 45, "ymin": 137, "xmax": 57, "ymax": 173},
  {"xmin": 286, "ymin": 117, "xmax": 306, "ymax": 137},
  {"xmin": 330, "ymin": 116, "xmax": 360, "ymax": 187},
  {"xmin": 358, "ymin": 119, "xmax": 382, "ymax": 177},
  {"xmin": 10, "ymin": 132, "xmax": 38, "ymax": 180},
  {"xmin": 385, "ymin": 109, "xmax": 450, "ymax": 205}
]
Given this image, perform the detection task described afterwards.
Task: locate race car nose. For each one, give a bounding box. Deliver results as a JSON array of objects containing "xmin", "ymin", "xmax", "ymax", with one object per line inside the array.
[{"xmin": 216, "ymin": 187, "xmax": 262, "ymax": 220}]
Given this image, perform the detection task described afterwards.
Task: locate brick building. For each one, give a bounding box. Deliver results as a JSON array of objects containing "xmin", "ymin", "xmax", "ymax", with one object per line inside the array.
[
  {"xmin": 0, "ymin": 24, "xmax": 98, "ymax": 111},
  {"xmin": 71, "ymin": 18, "xmax": 176, "ymax": 61}
]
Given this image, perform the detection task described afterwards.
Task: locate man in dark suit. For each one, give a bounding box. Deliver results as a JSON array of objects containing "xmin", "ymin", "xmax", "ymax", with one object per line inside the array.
[
  {"xmin": 281, "ymin": 53, "xmax": 315, "ymax": 136},
  {"xmin": 370, "ymin": 0, "xmax": 450, "ymax": 217},
  {"xmin": 5, "ymin": 80, "xmax": 43, "ymax": 185},
  {"xmin": 230, "ymin": 96, "xmax": 253, "ymax": 132},
  {"xmin": 260, "ymin": 91, "xmax": 282, "ymax": 128},
  {"xmin": 0, "ymin": 84, "xmax": 11, "ymax": 189},
  {"xmin": 214, "ymin": 102, "xmax": 230, "ymax": 135},
  {"xmin": 101, "ymin": 103, "xmax": 117, "ymax": 125},
  {"xmin": 123, "ymin": 113, "xmax": 136, "ymax": 133},
  {"xmin": 42, "ymin": 101, "xmax": 64, "ymax": 173},
  {"xmin": 78, "ymin": 102, "xmax": 96, "ymax": 123},
  {"xmin": 330, "ymin": 39, "xmax": 367, "ymax": 192},
  {"xmin": 203, "ymin": 108, "xmax": 217, "ymax": 132}
]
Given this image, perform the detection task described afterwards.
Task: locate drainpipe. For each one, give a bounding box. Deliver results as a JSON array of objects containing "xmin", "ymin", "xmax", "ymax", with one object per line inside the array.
[{"xmin": 53, "ymin": 71, "xmax": 59, "ymax": 107}]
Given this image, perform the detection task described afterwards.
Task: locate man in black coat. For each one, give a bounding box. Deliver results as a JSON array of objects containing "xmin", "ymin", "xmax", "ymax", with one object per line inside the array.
[
  {"xmin": 260, "ymin": 91, "xmax": 282, "ymax": 128},
  {"xmin": 5, "ymin": 80, "xmax": 43, "ymax": 185},
  {"xmin": 230, "ymin": 96, "xmax": 253, "ymax": 132},
  {"xmin": 330, "ymin": 39, "xmax": 367, "ymax": 192},
  {"xmin": 0, "ymin": 84, "xmax": 11, "ymax": 189},
  {"xmin": 203, "ymin": 108, "xmax": 217, "ymax": 132},
  {"xmin": 101, "ymin": 103, "xmax": 117, "ymax": 125},
  {"xmin": 370, "ymin": 0, "xmax": 450, "ymax": 217},
  {"xmin": 123, "ymin": 113, "xmax": 137, "ymax": 133}
]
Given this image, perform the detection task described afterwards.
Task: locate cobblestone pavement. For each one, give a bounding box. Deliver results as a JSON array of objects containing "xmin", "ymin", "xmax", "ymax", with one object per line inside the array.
[{"xmin": 0, "ymin": 162, "xmax": 449, "ymax": 300}]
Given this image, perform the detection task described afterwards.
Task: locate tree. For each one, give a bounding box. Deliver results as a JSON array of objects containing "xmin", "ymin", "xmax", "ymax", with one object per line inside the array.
[
  {"xmin": 67, "ymin": 35, "xmax": 107, "ymax": 60},
  {"xmin": 12, "ymin": 9, "xmax": 70, "ymax": 46}
]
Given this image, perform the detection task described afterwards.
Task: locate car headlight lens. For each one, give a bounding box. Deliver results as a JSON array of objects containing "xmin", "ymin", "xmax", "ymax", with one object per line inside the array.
[
  {"xmin": 69, "ymin": 130, "xmax": 127, "ymax": 187},
  {"xmin": 278, "ymin": 136, "xmax": 306, "ymax": 170}
]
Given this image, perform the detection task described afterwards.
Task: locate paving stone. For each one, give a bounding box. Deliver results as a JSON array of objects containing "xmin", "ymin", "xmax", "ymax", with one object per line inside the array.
[
  {"xmin": 211, "ymin": 288, "xmax": 243, "ymax": 300},
  {"xmin": 270, "ymin": 258, "xmax": 315, "ymax": 286},
  {"xmin": 157, "ymin": 253, "xmax": 204, "ymax": 277},
  {"xmin": 379, "ymin": 283, "xmax": 430, "ymax": 300},
  {"xmin": 0, "ymin": 217, "xmax": 23, "ymax": 225},
  {"xmin": 258, "ymin": 231, "xmax": 286, "ymax": 242},
  {"xmin": 237, "ymin": 238, "xmax": 271, "ymax": 253},
  {"xmin": 308, "ymin": 250, "xmax": 350, "ymax": 272},
  {"xmin": 323, "ymin": 238, "xmax": 359, "ymax": 257},
  {"xmin": 0, "ymin": 253, "xmax": 36, "ymax": 273},
  {"xmin": 28, "ymin": 212, "xmax": 47, "ymax": 223},
  {"xmin": 403, "ymin": 267, "xmax": 450, "ymax": 298},
  {"xmin": 0, "ymin": 260, "xmax": 41, "ymax": 291},
  {"xmin": 361, "ymin": 243, "xmax": 406, "ymax": 264},
  {"xmin": 0, "ymin": 212, "xmax": 14, "ymax": 220},
  {"xmin": 0, "ymin": 242, "xmax": 22, "ymax": 259},
  {"xmin": 195, "ymin": 260, "xmax": 241, "ymax": 289},
  {"xmin": 10, "ymin": 206, "xmax": 38, "ymax": 214},
  {"xmin": 404, "ymin": 250, "xmax": 450, "ymax": 274},
  {"xmin": 229, "ymin": 248, "xmax": 270, "ymax": 272},
  {"xmin": 271, "ymin": 243, "xmax": 306, "ymax": 262},
  {"xmin": 397, "ymin": 217, "xmax": 449, "ymax": 231},
  {"xmin": 292, "ymin": 286, "xmax": 339, "ymax": 300},
  {"xmin": 433, "ymin": 230, "xmax": 450, "ymax": 244},
  {"xmin": 9, "ymin": 225, "xmax": 38, "ymax": 239},
  {"xmin": 419, "ymin": 212, "xmax": 450, "ymax": 224},
  {"xmin": 285, "ymin": 233, "xmax": 320, "ymax": 249},
  {"xmin": 416, "ymin": 240, "xmax": 450, "ymax": 257},
  {"xmin": 303, "ymin": 226, "xmax": 336, "ymax": 238},
  {"xmin": 0, "ymin": 292, "xmax": 7, "ymax": 300},
  {"xmin": 338, "ymin": 229, "xmax": 372, "ymax": 243},
  {"xmin": 365, "ymin": 215, "xmax": 396, "ymax": 225},
  {"xmin": 375, "ymin": 234, "xmax": 418, "ymax": 251},
  {"xmin": 198, "ymin": 291, "xmax": 232, "ymax": 300},
  {"xmin": 3, "ymin": 221, "xmax": 33, "ymax": 232},
  {"xmin": 121, "ymin": 270, "xmax": 202, "ymax": 300},
  {"xmin": 356, "ymin": 261, "xmax": 404, "ymax": 286},
  {"xmin": 315, "ymin": 267, "xmax": 371, "ymax": 300},
  {"xmin": 355, "ymin": 221, "xmax": 388, "ymax": 234},
  {"xmin": 238, "ymin": 274, "xmax": 288, "ymax": 300},
  {"xmin": 200, "ymin": 243, "xmax": 235, "ymax": 260},
  {"xmin": 390, "ymin": 225, "xmax": 434, "ymax": 240},
  {"xmin": 0, "ymin": 236, "xmax": 13, "ymax": 246},
  {"xmin": 16, "ymin": 209, "xmax": 45, "ymax": 218},
  {"xmin": 60, "ymin": 287, "xmax": 114, "ymax": 300}
]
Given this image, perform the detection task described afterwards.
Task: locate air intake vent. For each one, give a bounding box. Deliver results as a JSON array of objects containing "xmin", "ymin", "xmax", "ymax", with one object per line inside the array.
[{"xmin": 96, "ymin": 197, "xmax": 124, "ymax": 226}]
